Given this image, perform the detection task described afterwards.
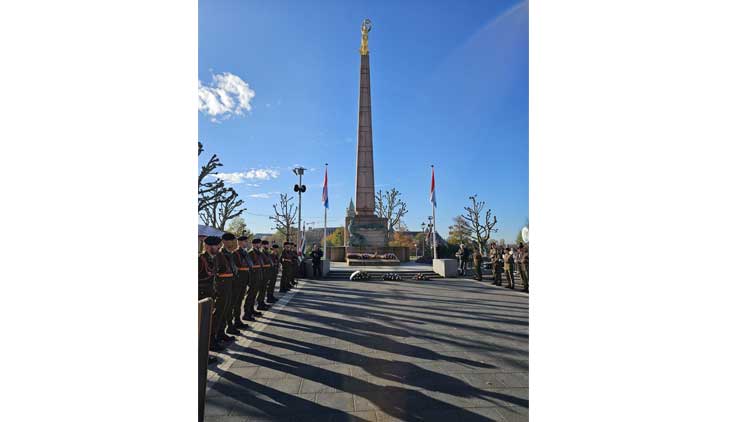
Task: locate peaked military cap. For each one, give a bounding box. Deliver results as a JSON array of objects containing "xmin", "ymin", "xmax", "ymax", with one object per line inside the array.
[
  {"xmin": 204, "ymin": 236, "xmax": 221, "ymax": 246},
  {"xmin": 221, "ymin": 233, "xmax": 236, "ymax": 241},
  {"xmin": 261, "ymin": 240, "xmax": 270, "ymax": 245},
  {"xmin": 272, "ymin": 244, "xmax": 279, "ymax": 249},
  {"xmin": 252, "ymin": 238, "xmax": 261, "ymax": 244},
  {"xmin": 237, "ymin": 235, "xmax": 249, "ymax": 241}
]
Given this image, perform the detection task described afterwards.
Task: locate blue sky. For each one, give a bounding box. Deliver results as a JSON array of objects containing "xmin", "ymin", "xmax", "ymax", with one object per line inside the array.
[{"xmin": 199, "ymin": 0, "xmax": 528, "ymax": 241}]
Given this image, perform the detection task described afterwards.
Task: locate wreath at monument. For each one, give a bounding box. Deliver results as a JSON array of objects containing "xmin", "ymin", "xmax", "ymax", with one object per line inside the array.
[
  {"xmin": 413, "ymin": 273, "xmax": 431, "ymax": 281},
  {"xmin": 382, "ymin": 273, "xmax": 402, "ymax": 281},
  {"xmin": 349, "ymin": 270, "xmax": 371, "ymax": 281}
]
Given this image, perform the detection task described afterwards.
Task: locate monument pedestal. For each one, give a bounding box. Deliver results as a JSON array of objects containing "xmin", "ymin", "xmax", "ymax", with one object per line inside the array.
[{"xmin": 345, "ymin": 215, "xmax": 388, "ymax": 247}]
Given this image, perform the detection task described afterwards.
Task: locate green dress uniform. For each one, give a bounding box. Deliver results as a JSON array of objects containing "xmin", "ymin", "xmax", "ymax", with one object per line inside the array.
[
  {"xmin": 519, "ymin": 246, "xmax": 529, "ymax": 292},
  {"xmin": 219, "ymin": 243, "xmax": 240, "ymax": 335},
  {"xmin": 503, "ymin": 251, "xmax": 515, "ymax": 289},
  {"xmin": 247, "ymin": 240, "xmax": 267, "ymax": 311},
  {"xmin": 489, "ymin": 246, "xmax": 502, "ymax": 285},
  {"xmin": 267, "ymin": 245, "xmax": 280, "ymax": 301},
  {"xmin": 231, "ymin": 244, "xmax": 251, "ymax": 328},
  {"xmin": 212, "ymin": 244, "xmax": 234, "ymax": 345},
  {"xmin": 473, "ymin": 251, "xmax": 483, "ymax": 281},
  {"xmin": 258, "ymin": 244, "xmax": 273, "ymax": 305},
  {"xmin": 198, "ymin": 253, "xmax": 216, "ymax": 301}
]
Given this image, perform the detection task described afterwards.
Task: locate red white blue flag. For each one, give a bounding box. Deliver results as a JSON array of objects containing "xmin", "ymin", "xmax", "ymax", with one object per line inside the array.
[
  {"xmin": 322, "ymin": 166, "xmax": 329, "ymax": 209},
  {"xmin": 430, "ymin": 166, "xmax": 437, "ymax": 208}
]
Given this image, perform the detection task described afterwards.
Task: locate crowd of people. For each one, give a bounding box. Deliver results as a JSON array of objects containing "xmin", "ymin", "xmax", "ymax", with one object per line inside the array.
[
  {"xmin": 198, "ymin": 233, "xmax": 318, "ymax": 361},
  {"xmin": 456, "ymin": 242, "xmax": 529, "ymax": 292}
]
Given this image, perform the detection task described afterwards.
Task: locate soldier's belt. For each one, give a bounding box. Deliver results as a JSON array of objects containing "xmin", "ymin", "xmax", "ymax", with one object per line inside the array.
[
  {"xmin": 238, "ymin": 267, "xmax": 250, "ymax": 271},
  {"xmin": 218, "ymin": 274, "xmax": 234, "ymax": 278},
  {"xmin": 262, "ymin": 265, "xmax": 271, "ymax": 268},
  {"xmin": 252, "ymin": 265, "xmax": 261, "ymax": 269}
]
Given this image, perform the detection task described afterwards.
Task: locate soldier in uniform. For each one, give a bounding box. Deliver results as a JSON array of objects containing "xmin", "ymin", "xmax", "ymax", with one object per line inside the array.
[
  {"xmin": 220, "ymin": 233, "xmax": 240, "ymax": 336},
  {"xmin": 268, "ymin": 243, "xmax": 281, "ymax": 299},
  {"xmin": 246, "ymin": 238, "xmax": 269, "ymax": 312},
  {"xmin": 518, "ymin": 242, "xmax": 529, "ymax": 293},
  {"xmin": 231, "ymin": 235, "xmax": 252, "ymax": 329},
  {"xmin": 489, "ymin": 242, "xmax": 502, "ymax": 286},
  {"xmin": 259, "ymin": 240, "xmax": 275, "ymax": 305},
  {"xmin": 290, "ymin": 243, "xmax": 299, "ymax": 287},
  {"xmin": 207, "ymin": 235, "xmax": 235, "ymax": 349},
  {"xmin": 199, "ymin": 236, "xmax": 221, "ymax": 360},
  {"xmin": 310, "ymin": 243, "xmax": 323, "ymax": 279},
  {"xmin": 280, "ymin": 242, "xmax": 294, "ymax": 292},
  {"xmin": 503, "ymin": 247, "xmax": 515, "ymax": 289},
  {"xmin": 473, "ymin": 247, "xmax": 483, "ymax": 281}
]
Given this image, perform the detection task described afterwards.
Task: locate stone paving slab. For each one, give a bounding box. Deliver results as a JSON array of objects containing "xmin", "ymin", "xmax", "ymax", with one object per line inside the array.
[{"xmin": 205, "ymin": 276, "xmax": 528, "ymax": 421}]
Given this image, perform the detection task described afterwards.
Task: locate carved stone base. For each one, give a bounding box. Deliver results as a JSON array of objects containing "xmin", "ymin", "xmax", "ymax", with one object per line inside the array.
[{"xmin": 345, "ymin": 215, "xmax": 388, "ymax": 247}]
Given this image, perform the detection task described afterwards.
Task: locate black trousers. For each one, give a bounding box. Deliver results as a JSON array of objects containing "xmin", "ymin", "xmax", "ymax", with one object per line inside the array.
[
  {"xmin": 232, "ymin": 271, "xmax": 249, "ymax": 324},
  {"xmin": 212, "ymin": 278, "xmax": 232, "ymax": 341},
  {"xmin": 312, "ymin": 262, "xmax": 321, "ymax": 278}
]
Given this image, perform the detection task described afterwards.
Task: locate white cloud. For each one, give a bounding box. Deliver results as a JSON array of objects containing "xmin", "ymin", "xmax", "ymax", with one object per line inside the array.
[
  {"xmin": 198, "ymin": 72, "xmax": 255, "ymax": 122},
  {"xmin": 249, "ymin": 191, "xmax": 281, "ymax": 199},
  {"xmin": 213, "ymin": 168, "xmax": 280, "ymax": 184}
]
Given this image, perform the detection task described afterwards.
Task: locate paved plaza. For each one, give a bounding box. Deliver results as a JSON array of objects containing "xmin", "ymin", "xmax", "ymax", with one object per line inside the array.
[{"xmin": 205, "ymin": 275, "xmax": 529, "ymax": 422}]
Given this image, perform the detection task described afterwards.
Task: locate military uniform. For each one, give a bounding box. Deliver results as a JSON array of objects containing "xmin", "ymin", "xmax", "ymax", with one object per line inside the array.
[
  {"xmin": 489, "ymin": 245, "xmax": 502, "ymax": 285},
  {"xmin": 503, "ymin": 249, "xmax": 515, "ymax": 289},
  {"xmin": 280, "ymin": 243, "xmax": 295, "ymax": 292},
  {"xmin": 198, "ymin": 252, "xmax": 215, "ymax": 301},
  {"xmin": 518, "ymin": 244, "xmax": 529, "ymax": 293},
  {"xmin": 473, "ymin": 250, "xmax": 483, "ymax": 281},
  {"xmin": 208, "ymin": 236, "xmax": 235, "ymax": 347},
  {"xmin": 231, "ymin": 236, "xmax": 252, "ymax": 329},
  {"xmin": 290, "ymin": 244, "xmax": 299, "ymax": 286},
  {"xmin": 199, "ymin": 236, "xmax": 222, "ymax": 360},
  {"xmin": 267, "ymin": 244, "xmax": 281, "ymax": 301},
  {"xmin": 247, "ymin": 239, "xmax": 268, "ymax": 312},
  {"xmin": 220, "ymin": 233, "xmax": 240, "ymax": 335},
  {"xmin": 257, "ymin": 242, "xmax": 273, "ymax": 306}
]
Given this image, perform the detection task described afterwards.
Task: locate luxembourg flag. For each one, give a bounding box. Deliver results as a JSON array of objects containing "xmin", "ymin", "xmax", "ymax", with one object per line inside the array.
[
  {"xmin": 322, "ymin": 166, "xmax": 329, "ymax": 209},
  {"xmin": 429, "ymin": 166, "xmax": 437, "ymax": 208}
]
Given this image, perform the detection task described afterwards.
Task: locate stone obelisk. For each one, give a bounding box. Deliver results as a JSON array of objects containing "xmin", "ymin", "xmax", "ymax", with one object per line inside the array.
[
  {"xmin": 345, "ymin": 18, "xmax": 389, "ymax": 251},
  {"xmin": 354, "ymin": 19, "xmax": 375, "ymax": 215}
]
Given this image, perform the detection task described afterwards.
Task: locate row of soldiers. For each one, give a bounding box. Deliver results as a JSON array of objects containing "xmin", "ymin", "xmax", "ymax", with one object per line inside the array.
[
  {"xmin": 198, "ymin": 233, "xmax": 301, "ymax": 352},
  {"xmin": 486, "ymin": 242, "xmax": 529, "ymax": 292}
]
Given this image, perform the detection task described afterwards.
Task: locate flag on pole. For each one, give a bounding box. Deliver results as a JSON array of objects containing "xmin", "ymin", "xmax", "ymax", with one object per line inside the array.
[
  {"xmin": 429, "ymin": 166, "xmax": 437, "ymax": 207},
  {"xmin": 322, "ymin": 166, "xmax": 329, "ymax": 209}
]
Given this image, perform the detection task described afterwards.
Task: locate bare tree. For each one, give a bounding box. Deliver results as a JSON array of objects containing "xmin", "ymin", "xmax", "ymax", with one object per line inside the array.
[
  {"xmin": 198, "ymin": 142, "xmax": 245, "ymax": 229},
  {"xmin": 461, "ymin": 194, "xmax": 498, "ymax": 255},
  {"xmin": 198, "ymin": 145, "xmax": 232, "ymax": 213},
  {"xmin": 375, "ymin": 188, "xmax": 408, "ymax": 237},
  {"xmin": 269, "ymin": 193, "xmax": 298, "ymax": 242}
]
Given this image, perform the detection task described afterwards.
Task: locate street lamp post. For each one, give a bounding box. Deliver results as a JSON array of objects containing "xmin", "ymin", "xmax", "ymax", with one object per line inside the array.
[
  {"xmin": 421, "ymin": 222, "xmax": 426, "ymax": 257},
  {"xmin": 293, "ymin": 167, "xmax": 307, "ymax": 249}
]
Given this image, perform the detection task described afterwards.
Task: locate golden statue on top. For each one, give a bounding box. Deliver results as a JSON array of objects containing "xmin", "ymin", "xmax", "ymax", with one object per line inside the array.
[{"xmin": 360, "ymin": 18, "xmax": 372, "ymax": 55}]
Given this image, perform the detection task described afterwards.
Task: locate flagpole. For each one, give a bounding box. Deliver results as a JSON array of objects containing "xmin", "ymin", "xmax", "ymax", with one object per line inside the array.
[
  {"xmin": 323, "ymin": 163, "xmax": 328, "ymax": 260},
  {"xmin": 431, "ymin": 165, "xmax": 437, "ymax": 258}
]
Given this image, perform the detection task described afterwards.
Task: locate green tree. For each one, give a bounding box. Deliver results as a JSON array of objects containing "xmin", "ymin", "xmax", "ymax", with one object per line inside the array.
[
  {"xmin": 447, "ymin": 215, "xmax": 472, "ymax": 245},
  {"xmin": 516, "ymin": 230, "xmax": 524, "ymax": 245},
  {"xmin": 226, "ymin": 217, "xmax": 251, "ymax": 236},
  {"xmin": 326, "ymin": 227, "xmax": 345, "ymax": 246}
]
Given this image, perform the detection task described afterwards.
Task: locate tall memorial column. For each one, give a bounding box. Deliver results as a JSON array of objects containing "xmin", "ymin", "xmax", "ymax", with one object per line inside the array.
[
  {"xmin": 355, "ymin": 25, "xmax": 375, "ymax": 215},
  {"xmin": 345, "ymin": 18, "xmax": 389, "ymax": 251}
]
